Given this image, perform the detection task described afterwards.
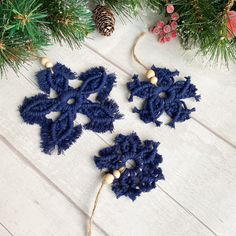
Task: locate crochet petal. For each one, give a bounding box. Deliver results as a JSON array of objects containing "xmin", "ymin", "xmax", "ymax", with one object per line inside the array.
[
  {"xmin": 165, "ymin": 101, "xmax": 195, "ymax": 128},
  {"xmin": 36, "ymin": 63, "xmax": 77, "ymax": 94},
  {"xmin": 151, "ymin": 66, "xmax": 179, "ymax": 89},
  {"xmin": 127, "ymin": 74, "xmax": 155, "ymax": 101},
  {"xmin": 79, "ymin": 67, "xmax": 116, "ymax": 100},
  {"xmin": 112, "ymin": 172, "xmax": 142, "ymax": 201},
  {"xmin": 114, "ymin": 133, "xmax": 142, "ymax": 154},
  {"xmin": 134, "ymin": 97, "xmax": 164, "ymax": 126},
  {"xmin": 40, "ymin": 112, "xmax": 82, "ymax": 154},
  {"xmin": 19, "ymin": 94, "xmax": 58, "ymax": 125},
  {"xmin": 173, "ymin": 77, "xmax": 201, "ymax": 101},
  {"xmin": 81, "ymin": 99, "xmax": 122, "ymax": 133}
]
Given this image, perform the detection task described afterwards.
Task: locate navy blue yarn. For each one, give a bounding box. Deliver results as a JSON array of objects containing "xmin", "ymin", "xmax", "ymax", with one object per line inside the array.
[
  {"xmin": 127, "ymin": 66, "xmax": 201, "ymax": 128},
  {"xmin": 19, "ymin": 63, "xmax": 123, "ymax": 155},
  {"xmin": 94, "ymin": 133, "xmax": 164, "ymax": 201}
]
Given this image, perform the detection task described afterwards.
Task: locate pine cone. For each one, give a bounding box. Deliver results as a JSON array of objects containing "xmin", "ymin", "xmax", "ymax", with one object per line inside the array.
[{"xmin": 93, "ymin": 5, "xmax": 115, "ymax": 37}]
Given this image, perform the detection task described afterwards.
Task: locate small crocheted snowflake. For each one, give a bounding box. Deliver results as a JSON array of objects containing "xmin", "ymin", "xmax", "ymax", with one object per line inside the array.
[
  {"xmin": 94, "ymin": 133, "xmax": 164, "ymax": 201},
  {"xmin": 127, "ymin": 66, "xmax": 200, "ymax": 128},
  {"xmin": 20, "ymin": 63, "xmax": 122, "ymax": 154}
]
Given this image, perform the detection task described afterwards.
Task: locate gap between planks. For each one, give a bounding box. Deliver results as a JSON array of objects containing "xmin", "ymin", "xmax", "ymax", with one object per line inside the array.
[
  {"xmin": 0, "ymin": 134, "xmax": 110, "ymax": 236},
  {"xmin": 7, "ymin": 63, "xmax": 218, "ymax": 236},
  {"xmin": 0, "ymin": 222, "xmax": 14, "ymax": 236},
  {"xmin": 82, "ymin": 42, "xmax": 236, "ymax": 151}
]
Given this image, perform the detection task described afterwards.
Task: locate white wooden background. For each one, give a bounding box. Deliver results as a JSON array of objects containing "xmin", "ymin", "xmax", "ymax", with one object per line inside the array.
[{"xmin": 0, "ymin": 12, "xmax": 236, "ymax": 236}]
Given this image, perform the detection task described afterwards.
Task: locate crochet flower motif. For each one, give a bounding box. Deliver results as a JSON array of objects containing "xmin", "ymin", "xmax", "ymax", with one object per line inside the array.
[
  {"xmin": 20, "ymin": 63, "xmax": 122, "ymax": 154},
  {"xmin": 127, "ymin": 66, "xmax": 200, "ymax": 128},
  {"xmin": 94, "ymin": 133, "xmax": 164, "ymax": 201}
]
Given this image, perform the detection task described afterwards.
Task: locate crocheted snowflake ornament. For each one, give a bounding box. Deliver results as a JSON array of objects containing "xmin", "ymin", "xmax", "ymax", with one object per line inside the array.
[
  {"xmin": 20, "ymin": 63, "xmax": 122, "ymax": 154},
  {"xmin": 94, "ymin": 133, "xmax": 164, "ymax": 201},
  {"xmin": 127, "ymin": 66, "xmax": 200, "ymax": 128}
]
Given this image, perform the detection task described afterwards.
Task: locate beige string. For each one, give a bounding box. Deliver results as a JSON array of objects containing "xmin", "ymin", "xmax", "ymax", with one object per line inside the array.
[
  {"xmin": 87, "ymin": 181, "xmax": 105, "ymax": 236},
  {"xmin": 87, "ymin": 168, "xmax": 126, "ymax": 236},
  {"xmin": 132, "ymin": 32, "xmax": 149, "ymax": 71}
]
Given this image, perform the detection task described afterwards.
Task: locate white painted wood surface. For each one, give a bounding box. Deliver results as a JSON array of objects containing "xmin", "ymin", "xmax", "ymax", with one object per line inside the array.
[
  {"xmin": 0, "ymin": 224, "xmax": 12, "ymax": 236},
  {"xmin": 0, "ymin": 13, "xmax": 236, "ymax": 236}
]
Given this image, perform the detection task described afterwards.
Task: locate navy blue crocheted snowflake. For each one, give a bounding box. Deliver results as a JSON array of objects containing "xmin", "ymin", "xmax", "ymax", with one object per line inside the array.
[
  {"xmin": 127, "ymin": 66, "xmax": 200, "ymax": 128},
  {"xmin": 94, "ymin": 133, "xmax": 164, "ymax": 201},
  {"xmin": 20, "ymin": 63, "xmax": 122, "ymax": 154}
]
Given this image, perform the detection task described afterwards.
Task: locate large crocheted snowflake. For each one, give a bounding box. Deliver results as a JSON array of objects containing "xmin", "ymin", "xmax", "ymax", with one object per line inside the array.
[
  {"xmin": 127, "ymin": 66, "xmax": 200, "ymax": 128},
  {"xmin": 20, "ymin": 63, "xmax": 122, "ymax": 154},
  {"xmin": 94, "ymin": 133, "xmax": 164, "ymax": 201}
]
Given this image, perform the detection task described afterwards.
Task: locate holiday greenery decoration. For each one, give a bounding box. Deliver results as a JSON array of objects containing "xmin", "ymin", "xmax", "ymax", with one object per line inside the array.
[
  {"xmin": 19, "ymin": 61, "xmax": 122, "ymax": 154},
  {"xmin": 94, "ymin": 0, "xmax": 143, "ymax": 16},
  {"xmin": 96, "ymin": 0, "xmax": 236, "ymax": 64},
  {"xmin": 0, "ymin": 0, "xmax": 95, "ymax": 74},
  {"xmin": 1, "ymin": 0, "xmax": 236, "ymax": 74},
  {"xmin": 151, "ymin": 0, "xmax": 236, "ymax": 64}
]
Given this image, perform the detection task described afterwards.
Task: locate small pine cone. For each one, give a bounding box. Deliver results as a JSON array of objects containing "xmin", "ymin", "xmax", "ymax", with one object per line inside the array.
[{"xmin": 93, "ymin": 5, "xmax": 115, "ymax": 37}]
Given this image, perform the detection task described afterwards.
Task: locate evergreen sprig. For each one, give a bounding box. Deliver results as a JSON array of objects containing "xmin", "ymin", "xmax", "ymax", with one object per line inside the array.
[
  {"xmin": 172, "ymin": 0, "xmax": 236, "ymax": 64},
  {"xmin": 94, "ymin": 0, "xmax": 143, "ymax": 17},
  {"xmin": 96, "ymin": 0, "xmax": 236, "ymax": 65},
  {"xmin": 0, "ymin": 0, "xmax": 94, "ymax": 75},
  {"xmin": 41, "ymin": 0, "xmax": 95, "ymax": 48},
  {"xmin": 0, "ymin": 0, "xmax": 49, "ymax": 74}
]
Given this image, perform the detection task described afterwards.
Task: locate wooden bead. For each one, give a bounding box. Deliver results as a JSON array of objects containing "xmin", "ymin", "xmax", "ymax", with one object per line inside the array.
[
  {"xmin": 119, "ymin": 167, "xmax": 126, "ymax": 173},
  {"xmin": 40, "ymin": 57, "xmax": 49, "ymax": 66},
  {"xmin": 150, "ymin": 76, "xmax": 158, "ymax": 85},
  {"xmin": 103, "ymin": 173, "xmax": 114, "ymax": 184},
  {"xmin": 146, "ymin": 69, "xmax": 155, "ymax": 79},
  {"xmin": 113, "ymin": 170, "xmax": 121, "ymax": 179},
  {"xmin": 45, "ymin": 61, "xmax": 53, "ymax": 68}
]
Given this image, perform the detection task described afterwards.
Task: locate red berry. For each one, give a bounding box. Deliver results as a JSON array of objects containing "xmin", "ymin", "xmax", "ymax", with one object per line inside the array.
[
  {"xmin": 159, "ymin": 37, "xmax": 165, "ymax": 44},
  {"xmin": 157, "ymin": 21, "xmax": 165, "ymax": 29},
  {"xmin": 226, "ymin": 11, "xmax": 236, "ymax": 40},
  {"xmin": 171, "ymin": 31, "xmax": 177, "ymax": 38},
  {"xmin": 171, "ymin": 12, "xmax": 180, "ymax": 21},
  {"xmin": 164, "ymin": 36, "xmax": 171, "ymax": 42},
  {"xmin": 152, "ymin": 27, "xmax": 161, "ymax": 35},
  {"xmin": 166, "ymin": 4, "xmax": 175, "ymax": 14},
  {"xmin": 163, "ymin": 25, "xmax": 171, "ymax": 34},
  {"xmin": 171, "ymin": 21, "xmax": 178, "ymax": 30}
]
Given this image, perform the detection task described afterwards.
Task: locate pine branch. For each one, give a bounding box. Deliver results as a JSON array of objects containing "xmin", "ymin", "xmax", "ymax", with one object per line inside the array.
[
  {"xmin": 172, "ymin": 0, "xmax": 236, "ymax": 65},
  {"xmin": 0, "ymin": 0, "xmax": 95, "ymax": 74},
  {"xmin": 94, "ymin": 0, "xmax": 143, "ymax": 17},
  {"xmin": 0, "ymin": 0, "xmax": 49, "ymax": 75},
  {"xmin": 41, "ymin": 0, "xmax": 95, "ymax": 48}
]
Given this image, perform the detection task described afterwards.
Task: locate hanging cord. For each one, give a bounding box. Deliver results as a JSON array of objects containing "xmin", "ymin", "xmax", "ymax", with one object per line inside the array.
[
  {"xmin": 30, "ymin": 55, "xmax": 54, "ymax": 73},
  {"xmin": 132, "ymin": 32, "xmax": 159, "ymax": 85},
  {"xmin": 87, "ymin": 168, "xmax": 125, "ymax": 236},
  {"xmin": 131, "ymin": 32, "xmax": 149, "ymax": 71},
  {"xmin": 87, "ymin": 181, "xmax": 105, "ymax": 236}
]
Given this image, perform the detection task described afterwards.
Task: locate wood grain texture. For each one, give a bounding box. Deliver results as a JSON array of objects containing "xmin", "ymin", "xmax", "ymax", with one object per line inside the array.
[
  {"xmin": 0, "ymin": 44, "xmax": 236, "ymax": 236},
  {"xmin": 0, "ymin": 12, "xmax": 236, "ymax": 236},
  {"xmin": 0, "ymin": 68, "xmax": 216, "ymax": 236},
  {"xmin": 0, "ymin": 138, "xmax": 104, "ymax": 236}
]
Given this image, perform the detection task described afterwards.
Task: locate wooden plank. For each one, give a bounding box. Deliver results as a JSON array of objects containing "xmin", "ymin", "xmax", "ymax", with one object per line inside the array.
[
  {"xmin": 83, "ymin": 15, "xmax": 236, "ymax": 146},
  {"xmin": 0, "ymin": 139, "xmax": 104, "ymax": 236},
  {"xmin": 0, "ymin": 68, "xmax": 214, "ymax": 235},
  {"xmin": 0, "ymin": 224, "xmax": 12, "ymax": 236}
]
